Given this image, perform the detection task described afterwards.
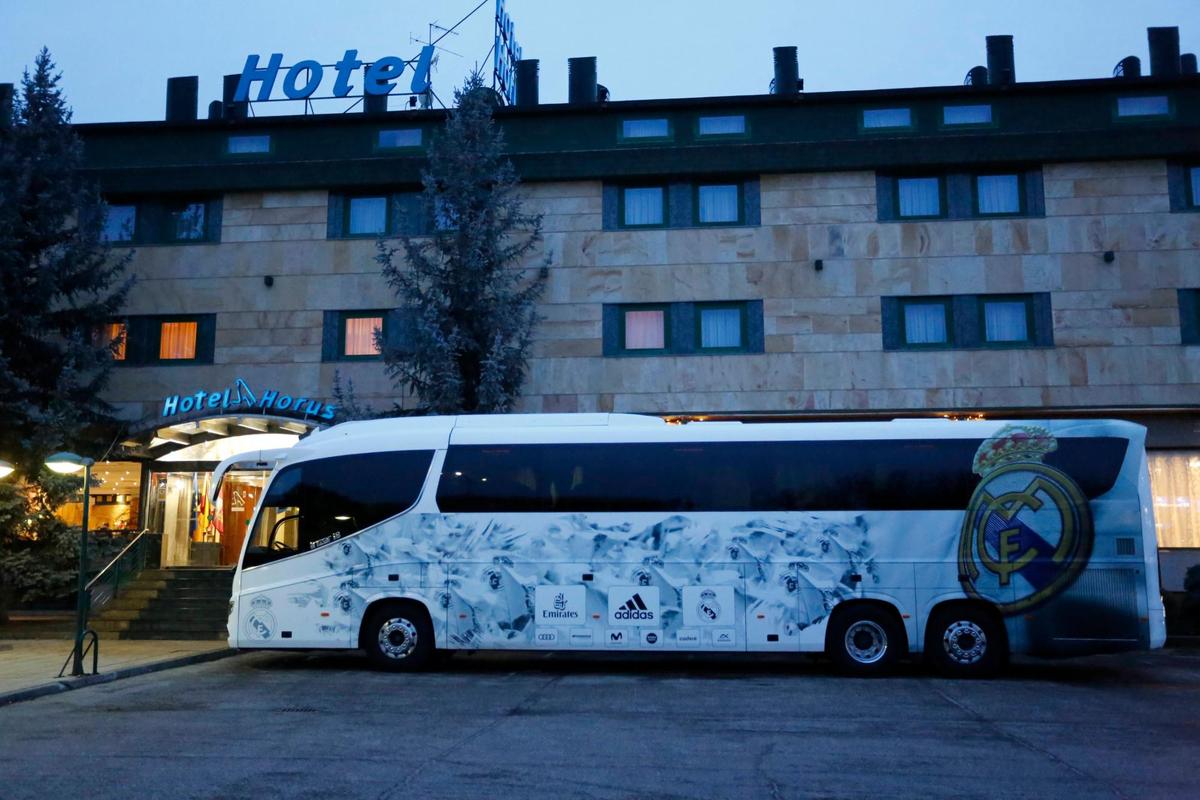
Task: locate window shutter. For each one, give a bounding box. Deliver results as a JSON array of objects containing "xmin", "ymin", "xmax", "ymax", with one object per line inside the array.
[
  {"xmin": 195, "ymin": 315, "xmax": 217, "ymax": 363},
  {"xmin": 326, "ymin": 193, "xmax": 345, "ymax": 238},
  {"xmin": 1031, "ymin": 293, "xmax": 1054, "ymax": 347},
  {"xmin": 668, "ymin": 183, "xmax": 692, "ymax": 227},
  {"xmin": 743, "ymin": 179, "xmax": 761, "ymax": 226},
  {"xmin": 1024, "ymin": 169, "xmax": 1045, "ymax": 217},
  {"xmin": 880, "ymin": 298, "xmax": 903, "ymax": 350},
  {"xmin": 1179, "ymin": 290, "xmax": 1200, "ymax": 344},
  {"xmin": 204, "ymin": 198, "xmax": 223, "ymax": 242},
  {"xmin": 671, "ymin": 302, "xmax": 696, "ymax": 354},
  {"xmin": 951, "ymin": 296, "xmax": 981, "ymax": 348},
  {"xmin": 945, "ymin": 174, "xmax": 973, "ymax": 217},
  {"xmin": 385, "ymin": 308, "xmax": 418, "ymax": 354},
  {"xmin": 601, "ymin": 305, "xmax": 623, "ymax": 356},
  {"xmin": 321, "ymin": 311, "xmax": 341, "ymax": 361},
  {"xmin": 601, "ymin": 184, "xmax": 620, "ymax": 230},
  {"xmin": 745, "ymin": 300, "xmax": 765, "ymax": 353},
  {"xmin": 1166, "ymin": 163, "xmax": 1191, "ymax": 212},
  {"xmin": 875, "ymin": 174, "xmax": 897, "ymax": 221}
]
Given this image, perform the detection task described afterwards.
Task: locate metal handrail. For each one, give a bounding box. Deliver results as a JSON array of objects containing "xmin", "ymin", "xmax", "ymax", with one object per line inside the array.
[{"xmin": 85, "ymin": 529, "xmax": 160, "ymax": 614}]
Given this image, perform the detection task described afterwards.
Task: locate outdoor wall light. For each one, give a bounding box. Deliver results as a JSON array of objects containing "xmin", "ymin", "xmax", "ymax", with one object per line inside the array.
[
  {"xmin": 1103, "ymin": 250, "xmax": 1116, "ymax": 263},
  {"xmin": 814, "ymin": 259, "xmax": 824, "ymax": 272},
  {"xmin": 45, "ymin": 452, "xmax": 94, "ymax": 475},
  {"xmin": 0, "ymin": 459, "xmax": 14, "ymax": 479}
]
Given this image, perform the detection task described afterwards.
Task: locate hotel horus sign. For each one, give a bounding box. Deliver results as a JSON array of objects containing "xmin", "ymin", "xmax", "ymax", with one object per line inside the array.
[{"xmin": 161, "ymin": 378, "xmax": 337, "ymax": 422}]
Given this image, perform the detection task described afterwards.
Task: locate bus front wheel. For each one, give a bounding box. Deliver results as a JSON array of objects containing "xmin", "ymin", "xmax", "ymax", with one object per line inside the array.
[
  {"xmin": 925, "ymin": 604, "xmax": 1006, "ymax": 678},
  {"xmin": 363, "ymin": 602, "xmax": 435, "ymax": 671},
  {"xmin": 827, "ymin": 604, "xmax": 904, "ymax": 676}
]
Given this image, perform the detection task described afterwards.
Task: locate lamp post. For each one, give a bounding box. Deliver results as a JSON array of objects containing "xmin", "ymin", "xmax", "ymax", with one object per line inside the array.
[{"xmin": 46, "ymin": 452, "xmax": 95, "ymax": 677}]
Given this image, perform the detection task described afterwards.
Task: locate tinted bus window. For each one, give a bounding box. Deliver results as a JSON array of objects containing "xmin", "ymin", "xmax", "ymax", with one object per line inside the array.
[
  {"xmin": 437, "ymin": 438, "xmax": 1126, "ymax": 513},
  {"xmin": 243, "ymin": 450, "xmax": 433, "ymax": 568}
]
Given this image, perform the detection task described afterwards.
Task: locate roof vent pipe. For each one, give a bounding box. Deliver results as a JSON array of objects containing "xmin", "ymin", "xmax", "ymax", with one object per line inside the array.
[
  {"xmin": 207, "ymin": 100, "xmax": 223, "ymax": 120},
  {"xmin": 222, "ymin": 74, "xmax": 248, "ymax": 121},
  {"xmin": 1114, "ymin": 56, "xmax": 1142, "ymax": 78},
  {"xmin": 364, "ymin": 92, "xmax": 387, "ymax": 113},
  {"xmin": 772, "ymin": 46, "xmax": 800, "ymax": 95},
  {"xmin": 1183, "ymin": 53, "xmax": 1198, "ymax": 75},
  {"xmin": 1148, "ymin": 27, "xmax": 1181, "ymax": 76},
  {"xmin": 0, "ymin": 83, "xmax": 13, "ymax": 129},
  {"xmin": 165, "ymin": 76, "xmax": 198, "ymax": 122},
  {"xmin": 964, "ymin": 65, "xmax": 989, "ymax": 86},
  {"xmin": 516, "ymin": 59, "xmax": 539, "ymax": 106},
  {"xmin": 567, "ymin": 57, "xmax": 597, "ymax": 105},
  {"xmin": 986, "ymin": 35, "xmax": 1015, "ymax": 85}
]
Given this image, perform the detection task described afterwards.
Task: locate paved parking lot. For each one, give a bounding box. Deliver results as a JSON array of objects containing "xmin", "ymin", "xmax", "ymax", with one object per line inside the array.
[{"xmin": 1, "ymin": 647, "xmax": 1198, "ymax": 800}]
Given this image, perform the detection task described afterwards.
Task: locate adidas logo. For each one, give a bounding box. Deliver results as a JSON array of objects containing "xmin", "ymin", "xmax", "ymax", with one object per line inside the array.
[{"xmin": 612, "ymin": 593, "xmax": 655, "ymax": 621}]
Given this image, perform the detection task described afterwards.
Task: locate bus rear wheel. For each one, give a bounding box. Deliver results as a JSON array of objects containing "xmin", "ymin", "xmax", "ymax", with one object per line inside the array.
[
  {"xmin": 925, "ymin": 605, "xmax": 1006, "ymax": 678},
  {"xmin": 827, "ymin": 605, "xmax": 904, "ymax": 676},
  {"xmin": 363, "ymin": 602, "xmax": 434, "ymax": 672}
]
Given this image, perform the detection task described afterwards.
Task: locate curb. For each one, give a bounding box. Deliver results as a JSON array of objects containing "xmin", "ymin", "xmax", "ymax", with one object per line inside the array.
[{"xmin": 0, "ymin": 647, "xmax": 241, "ymax": 708}]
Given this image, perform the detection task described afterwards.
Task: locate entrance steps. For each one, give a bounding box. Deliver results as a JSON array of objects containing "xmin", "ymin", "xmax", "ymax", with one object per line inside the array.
[{"xmin": 90, "ymin": 568, "xmax": 234, "ymax": 641}]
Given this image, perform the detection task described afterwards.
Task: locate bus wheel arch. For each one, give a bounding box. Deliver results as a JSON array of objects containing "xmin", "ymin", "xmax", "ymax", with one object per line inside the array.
[
  {"xmin": 824, "ymin": 599, "xmax": 908, "ymax": 676},
  {"xmin": 924, "ymin": 600, "xmax": 1008, "ymax": 677},
  {"xmin": 359, "ymin": 598, "xmax": 437, "ymax": 671}
]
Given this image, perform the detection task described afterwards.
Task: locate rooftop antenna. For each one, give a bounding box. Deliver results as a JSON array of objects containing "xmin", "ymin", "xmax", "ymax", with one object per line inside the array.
[{"xmin": 411, "ymin": 22, "xmax": 462, "ymax": 58}]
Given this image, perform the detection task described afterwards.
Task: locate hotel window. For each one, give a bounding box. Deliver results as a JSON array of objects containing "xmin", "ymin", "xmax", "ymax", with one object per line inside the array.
[
  {"xmin": 1149, "ymin": 451, "xmax": 1200, "ymax": 548},
  {"xmin": 604, "ymin": 179, "xmax": 760, "ymax": 230},
  {"xmin": 620, "ymin": 307, "xmax": 669, "ymax": 352},
  {"xmin": 882, "ymin": 294, "xmax": 1051, "ymax": 350},
  {"xmin": 896, "ymin": 177, "xmax": 942, "ymax": 218},
  {"xmin": 877, "ymin": 169, "xmax": 1044, "ymax": 221},
  {"xmin": 900, "ymin": 299, "xmax": 951, "ymax": 347},
  {"xmin": 346, "ymin": 196, "xmax": 389, "ymax": 236},
  {"xmin": 621, "ymin": 118, "xmax": 670, "ymax": 140},
  {"xmin": 981, "ymin": 297, "xmax": 1032, "ymax": 344},
  {"xmin": 697, "ymin": 115, "xmax": 746, "ymax": 136},
  {"xmin": 95, "ymin": 321, "xmax": 127, "ymax": 361},
  {"xmin": 697, "ymin": 304, "xmax": 745, "ymax": 351},
  {"xmin": 378, "ymin": 128, "xmax": 422, "ymax": 149},
  {"xmin": 604, "ymin": 301, "xmax": 764, "ymax": 357},
  {"xmin": 696, "ymin": 184, "xmax": 741, "ymax": 224},
  {"xmin": 1116, "ymin": 95, "xmax": 1170, "ymax": 118},
  {"xmin": 862, "ymin": 108, "xmax": 912, "ymax": 130},
  {"xmin": 226, "ymin": 134, "xmax": 271, "ymax": 154},
  {"xmin": 621, "ymin": 186, "xmax": 666, "ymax": 227},
  {"xmin": 158, "ymin": 321, "xmax": 198, "ymax": 360},
  {"xmin": 975, "ymin": 174, "xmax": 1022, "ymax": 215},
  {"xmin": 943, "ymin": 104, "xmax": 992, "ymax": 126},
  {"xmin": 340, "ymin": 313, "xmax": 385, "ymax": 358},
  {"xmin": 102, "ymin": 204, "xmax": 136, "ymax": 243},
  {"xmin": 167, "ymin": 201, "xmax": 207, "ymax": 242}
]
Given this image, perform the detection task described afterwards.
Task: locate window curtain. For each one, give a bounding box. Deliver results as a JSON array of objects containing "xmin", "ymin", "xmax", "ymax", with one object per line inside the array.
[
  {"xmin": 700, "ymin": 308, "xmax": 742, "ymax": 348},
  {"xmin": 624, "ymin": 310, "xmax": 665, "ymax": 349},
  {"xmin": 943, "ymin": 104, "xmax": 992, "ymax": 125},
  {"xmin": 172, "ymin": 203, "xmax": 206, "ymax": 240},
  {"xmin": 983, "ymin": 301, "xmax": 1028, "ymax": 342},
  {"xmin": 698, "ymin": 185, "xmax": 739, "ymax": 223},
  {"xmin": 100, "ymin": 322, "xmax": 127, "ymax": 360},
  {"xmin": 228, "ymin": 135, "xmax": 270, "ymax": 154},
  {"xmin": 1117, "ymin": 96, "xmax": 1168, "ymax": 117},
  {"xmin": 903, "ymin": 303, "xmax": 947, "ymax": 345},
  {"xmin": 159, "ymin": 322, "xmax": 198, "ymax": 360},
  {"xmin": 977, "ymin": 175, "xmax": 1020, "ymax": 214},
  {"xmin": 623, "ymin": 188, "xmax": 664, "ymax": 226},
  {"xmin": 103, "ymin": 206, "xmax": 136, "ymax": 242},
  {"xmin": 344, "ymin": 317, "xmax": 383, "ymax": 356},
  {"xmin": 349, "ymin": 197, "xmax": 387, "ymax": 235},
  {"xmin": 379, "ymin": 128, "xmax": 421, "ymax": 148},
  {"xmin": 623, "ymin": 119, "xmax": 668, "ymax": 138},
  {"xmin": 897, "ymin": 178, "xmax": 940, "ymax": 217},
  {"xmin": 1149, "ymin": 451, "xmax": 1200, "ymax": 547},
  {"xmin": 699, "ymin": 115, "xmax": 744, "ymax": 135}
]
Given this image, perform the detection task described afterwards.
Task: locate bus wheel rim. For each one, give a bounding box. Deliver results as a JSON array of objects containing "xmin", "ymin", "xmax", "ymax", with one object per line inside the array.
[
  {"xmin": 378, "ymin": 618, "xmax": 419, "ymax": 659},
  {"xmin": 844, "ymin": 620, "xmax": 888, "ymax": 664},
  {"xmin": 943, "ymin": 620, "xmax": 987, "ymax": 665}
]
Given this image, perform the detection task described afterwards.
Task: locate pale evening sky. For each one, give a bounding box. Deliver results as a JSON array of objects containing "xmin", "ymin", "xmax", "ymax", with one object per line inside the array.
[{"xmin": 1, "ymin": 0, "xmax": 1199, "ymax": 123}]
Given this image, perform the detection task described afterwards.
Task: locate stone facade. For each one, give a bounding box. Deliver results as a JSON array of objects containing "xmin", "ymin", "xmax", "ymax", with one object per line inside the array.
[{"xmin": 105, "ymin": 159, "xmax": 1200, "ymax": 422}]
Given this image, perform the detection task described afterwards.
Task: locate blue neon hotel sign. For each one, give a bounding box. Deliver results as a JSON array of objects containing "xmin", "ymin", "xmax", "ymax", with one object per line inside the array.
[{"xmin": 161, "ymin": 378, "xmax": 336, "ymax": 422}]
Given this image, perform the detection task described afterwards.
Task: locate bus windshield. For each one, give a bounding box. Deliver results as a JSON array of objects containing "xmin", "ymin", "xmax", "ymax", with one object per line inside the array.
[{"xmin": 242, "ymin": 450, "xmax": 433, "ymax": 568}]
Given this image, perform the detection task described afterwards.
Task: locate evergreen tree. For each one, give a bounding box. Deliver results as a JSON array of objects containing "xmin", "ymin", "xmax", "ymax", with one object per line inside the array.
[
  {"xmin": 0, "ymin": 49, "xmax": 132, "ymax": 615},
  {"xmin": 376, "ymin": 72, "xmax": 547, "ymax": 414}
]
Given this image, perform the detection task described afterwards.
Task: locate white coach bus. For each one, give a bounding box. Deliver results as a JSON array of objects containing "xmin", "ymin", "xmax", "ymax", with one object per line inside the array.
[{"xmin": 225, "ymin": 413, "xmax": 1166, "ymax": 676}]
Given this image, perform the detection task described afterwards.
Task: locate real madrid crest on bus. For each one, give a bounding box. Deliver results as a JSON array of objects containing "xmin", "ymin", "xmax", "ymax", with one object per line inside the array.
[{"xmin": 958, "ymin": 424, "xmax": 1093, "ymax": 614}]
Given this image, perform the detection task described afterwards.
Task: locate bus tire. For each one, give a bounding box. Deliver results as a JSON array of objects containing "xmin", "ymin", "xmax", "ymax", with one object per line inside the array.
[
  {"xmin": 363, "ymin": 602, "xmax": 434, "ymax": 672},
  {"xmin": 827, "ymin": 604, "xmax": 904, "ymax": 676},
  {"xmin": 925, "ymin": 604, "xmax": 1006, "ymax": 678}
]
